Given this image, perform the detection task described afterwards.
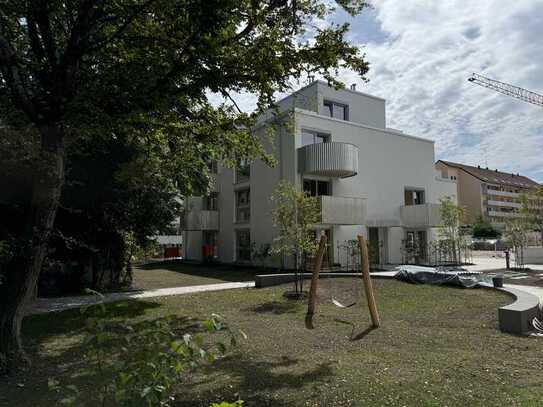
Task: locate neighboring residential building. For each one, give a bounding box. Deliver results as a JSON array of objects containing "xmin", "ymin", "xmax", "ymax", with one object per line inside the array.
[
  {"xmin": 152, "ymin": 235, "xmax": 183, "ymax": 259},
  {"xmin": 183, "ymin": 81, "xmax": 456, "ymax": 266},
  {"xmin": 435, "ymin": 160, "xmax": 542, "ymax": 228}
]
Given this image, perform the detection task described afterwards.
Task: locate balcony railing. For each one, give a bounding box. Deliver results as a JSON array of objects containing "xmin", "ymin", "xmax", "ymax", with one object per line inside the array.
[
  {"xmin": 298, "ymin": 142, "xmax": 358, "ymax": 178},
  {"xmin": 487, "ymin": 210, "xmax": 524, "ymax": 219},
  {"xmin": 317, "ymin": 196, "xmax": 365, "ymax": 225},
  {"xmin": 485, "ymin": 189, "xmax": 520, "ymax": 198},
  {"xmin": 400, "ymin": 203, "xmax": 441, "ymax": 228},
  {"xmin": 484, "ymin": 199, "xmax": 522, "ymax": 209},
  {"xmin": 183, "ymin": 210, "xmax": 219, "ymax": 231}
]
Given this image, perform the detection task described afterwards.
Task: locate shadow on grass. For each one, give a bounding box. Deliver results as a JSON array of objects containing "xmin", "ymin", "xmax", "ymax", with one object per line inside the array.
[
  {"xmin": 174, "ymin": 355, "xmax": 335, "ymax": 406},
  {"xmin": 247, "ymin": 301, "xmax": 302, "ymax": 315},
  {"xmin": 137, "ymin": 260, "xmax": 260, "ymax": 283},
  {"xmin": 23, "ymin": 299, "xmax": 163, "ymax": 341}
]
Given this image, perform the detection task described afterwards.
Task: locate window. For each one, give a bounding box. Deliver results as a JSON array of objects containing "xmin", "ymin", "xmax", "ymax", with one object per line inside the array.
[
  {"xmin": 203, "ymin": 231, "xmax": 218, "ymax": 259},
  {"xmin": 235, "ymin": 159, "xmax": 250, "ymax": 183},
  {"xmin": 203, "ymin": 192, "xmax": 218, "ymax": 211},
  {"xmin": 301, "ymin": 130, "xmax": 329, "ymax": 147},
  {"xmin": 236, "ymin": 229, "xmax": 251, "ymax": 262},
  {"xmin": 404, "ymin": 189, "xmax": 425, "ymax": 205},
  {"xmin": 323, "ymin": 100, "xmax": 348, "ymax": 120},
  {"xmin": 236, "ymin": 189, "xmax": 250, "ymax": 223},
  {"xmin": 303, "ymin": 179, "xmax": 330, "ymax": 197}
]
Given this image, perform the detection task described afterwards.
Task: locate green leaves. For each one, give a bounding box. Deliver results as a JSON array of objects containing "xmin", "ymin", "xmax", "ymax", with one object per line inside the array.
[
  {"xmin": 271, "ymin": 180, "xmax": 320, "ymax": 261},
  {"xmin": 49, "ymin": 307, "xmax": 246, "ymax": 407}
]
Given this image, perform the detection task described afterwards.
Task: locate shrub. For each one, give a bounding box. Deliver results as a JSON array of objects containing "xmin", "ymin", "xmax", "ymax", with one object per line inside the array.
[{"xmin": 49, "ymin": 290, "xmax": 246, "ymax": 406}]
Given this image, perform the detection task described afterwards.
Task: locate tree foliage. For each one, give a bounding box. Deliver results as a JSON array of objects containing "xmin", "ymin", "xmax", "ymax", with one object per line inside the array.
[
  {"xmin": 504, "ymin": 218, "xmax": 530, "ymax": 269},
  {"xmin": 270, "ymin": 181, "xmax": 320, "ymax": 268},
  {"xmin": 520, "ymin": 188, "xmax": 543, "ymax": 244},
  {"xmin": 48, "ymin": 291, "xmax": 245, "ymax": 406},
  {"xmin": 471, "ymin": 215, "xmax": 501, "ymax": 239},
  {"xmin": 438, "ymin": 197, "xmax": 465, "ymax": 264},
  {"xmin": 0, "ymin": 0, "xmax": 370, "ymax": 372}
]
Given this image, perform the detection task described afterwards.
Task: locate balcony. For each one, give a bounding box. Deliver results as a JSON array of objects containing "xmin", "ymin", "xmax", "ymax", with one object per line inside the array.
[
  {"xmin": 487, "ymin": 210, "xmax": 524, "ymax": 219},
  {"xmin": 298, "ymin": 142, "xmax": 358, "ymax": 178},
  {"xmin": 485, "ymin": 200, "xmax": 522, "ymax": 209},
  {"xmin": 486, "ymin": 189, "xmax": 520, "ymax": 198},
  {"xmin": 400, "ymin": 203, "xmax": 441, "ymax": 228},
  {"xmin": 317, "ymin": 196, "xmax": 365, "ymax": 225},
  {"xmin": 183, "ymin": 210, "xmax": 219, "ymax": 231}
]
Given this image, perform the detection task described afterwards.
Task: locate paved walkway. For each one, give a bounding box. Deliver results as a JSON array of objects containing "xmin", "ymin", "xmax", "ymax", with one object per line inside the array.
[
  {"xmin": 28, "ymin": 282, "xmax": 255, "ymax": 315},
  {"xmin": 466, "ymin": 256, "xmax": 543, "ymax": 272}
]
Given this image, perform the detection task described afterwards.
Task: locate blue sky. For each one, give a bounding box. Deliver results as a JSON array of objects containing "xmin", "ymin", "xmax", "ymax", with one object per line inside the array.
[
  {"xmin": 213, "ymin": 1, "xmax": 543, "ymax": 182},
  {"xmin": 339, "ymin": 0, "xmax": 543, "ymax": 182}
]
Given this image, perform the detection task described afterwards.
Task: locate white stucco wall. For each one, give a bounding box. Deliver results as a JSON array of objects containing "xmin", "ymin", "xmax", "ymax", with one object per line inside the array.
[
  {"xmin": 315, "ymin": 81, "xmax": 386, "ymax": 129},
  {"xmin": 187, "ymin": 82, "xmax": 458, "ymax": 266},
  {"xmin": 294, "ymin": 110, "xmax": 442, "ymax": 227}
]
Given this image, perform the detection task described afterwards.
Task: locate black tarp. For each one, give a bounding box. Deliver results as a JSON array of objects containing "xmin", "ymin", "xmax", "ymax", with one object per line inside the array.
[{"xmin": 394, "ymin": 265, "xmax": 491, "ymax": 288}]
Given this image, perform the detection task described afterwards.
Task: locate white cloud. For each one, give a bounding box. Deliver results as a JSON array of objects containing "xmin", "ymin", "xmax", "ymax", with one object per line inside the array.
[
  {"xmin": 341, "ymin": 0, "xmax": 543, "ymax": 181},
  {"xmin": 213, "ymin": 1, "xmax": 543, "ymax": 181}
]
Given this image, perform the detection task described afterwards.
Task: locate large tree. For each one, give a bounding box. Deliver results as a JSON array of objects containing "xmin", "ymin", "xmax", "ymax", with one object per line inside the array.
[{"xmin": 0, "ymin": 0, "xmax": 369, "ymax": 372}]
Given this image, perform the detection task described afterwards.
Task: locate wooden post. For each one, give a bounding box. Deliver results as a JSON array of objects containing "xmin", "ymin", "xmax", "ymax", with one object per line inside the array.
[
  {"xmin": 358, "ymin": 235, "xmax": 381, "ymax": 328},
  {"xmin": 306, "ymin": 233, "xmax": 327, "ymax": 316}
]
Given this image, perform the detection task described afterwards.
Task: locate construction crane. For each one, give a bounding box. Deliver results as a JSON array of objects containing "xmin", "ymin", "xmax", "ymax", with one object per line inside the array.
[{"xmin": 468, "ymin": 73, "xmax": 543, "ymax": 108}]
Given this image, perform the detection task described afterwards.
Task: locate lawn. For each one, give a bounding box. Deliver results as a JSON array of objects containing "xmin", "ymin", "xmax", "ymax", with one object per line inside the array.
[
  {"xmin": 2, "ymin": 279, "xmax": 543, "ymax": 406},
  {"xmin": 131, "ymin": 260, "xmax": 259, "ymax": 290}
]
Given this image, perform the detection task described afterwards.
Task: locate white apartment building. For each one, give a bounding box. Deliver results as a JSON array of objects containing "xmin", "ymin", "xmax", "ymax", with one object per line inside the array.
[{"xmin": 182, "ymin": 81, "xmax": 456, "ymax": 266}]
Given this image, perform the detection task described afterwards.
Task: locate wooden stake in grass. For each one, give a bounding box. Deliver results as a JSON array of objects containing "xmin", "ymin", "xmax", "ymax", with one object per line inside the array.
[
  {"xmin": 358, "ymin": 234, "xmax": 381, "ymax": 328},
  {"xmin": 306, "ymin": 233, "xmax": 327, "ymax": 317}
]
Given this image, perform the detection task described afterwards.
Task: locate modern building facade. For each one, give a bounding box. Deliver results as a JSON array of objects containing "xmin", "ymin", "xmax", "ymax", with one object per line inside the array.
[
  {"xmin": 435, "ymin": 160, "xmax": 542, "ymax": 228},
  {"xmin": 183, "ymin": 81, "xmax": 456, "ymax": 266}
]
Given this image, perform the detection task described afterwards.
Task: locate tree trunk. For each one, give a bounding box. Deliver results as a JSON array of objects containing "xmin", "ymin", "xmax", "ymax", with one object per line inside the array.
[{"xmin": 0, "ymin": 124, "xmax": 65, "ymax": 374}]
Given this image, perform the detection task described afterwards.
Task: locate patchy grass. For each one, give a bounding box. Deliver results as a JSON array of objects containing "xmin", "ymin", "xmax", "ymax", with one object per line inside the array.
[
  {"xmin": 2, "ymin": 279, "xmax": 543, "ymax": 406},
  {"xmin": 131, "ymin": 260, "xmax": 258, "ymax": 290}
]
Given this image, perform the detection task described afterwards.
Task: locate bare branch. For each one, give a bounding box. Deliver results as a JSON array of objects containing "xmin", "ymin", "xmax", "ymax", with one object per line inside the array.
[{"xmin": 220, "ymin": 89, "xmax": 244, "ymax": 114}]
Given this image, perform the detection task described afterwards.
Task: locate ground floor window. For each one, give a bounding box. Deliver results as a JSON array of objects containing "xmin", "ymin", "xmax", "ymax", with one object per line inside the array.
[
  {"xmin": 236, "ymin": 229, "xmax": 251, "ymax": 262},
  {"xmin": 202, "ymin": 231, "xmax": 218, "ymax": 259}
]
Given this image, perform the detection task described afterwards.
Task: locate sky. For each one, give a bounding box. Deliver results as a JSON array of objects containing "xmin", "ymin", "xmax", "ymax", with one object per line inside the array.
[{"xmin": 214, "ymin": 1, "xmax": 543, "ymax": 182}]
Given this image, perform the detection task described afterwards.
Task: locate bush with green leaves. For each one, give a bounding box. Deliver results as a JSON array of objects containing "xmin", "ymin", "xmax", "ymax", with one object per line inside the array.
[
  {"xmin": 48, "ymin": 290, "xmax": 246, "ymax": 406},
  {"xmin": 472, "ymin": 215, "xmax": 501, "ymax": 239}
]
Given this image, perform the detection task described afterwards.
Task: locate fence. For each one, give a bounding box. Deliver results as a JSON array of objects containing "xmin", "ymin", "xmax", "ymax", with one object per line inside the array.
[{"xmin": 401, "ymin": 239, "xmax": 473, "ymax": 266}]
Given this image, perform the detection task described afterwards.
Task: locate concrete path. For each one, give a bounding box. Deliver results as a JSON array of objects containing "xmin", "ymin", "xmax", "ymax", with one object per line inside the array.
[
  {"xmin": 28, "ymin": 282, "xmax": 255, "ymax": 315},
  {"xmin": 466, "ymin": 256, "xmax": 543, "ymax": 272}
]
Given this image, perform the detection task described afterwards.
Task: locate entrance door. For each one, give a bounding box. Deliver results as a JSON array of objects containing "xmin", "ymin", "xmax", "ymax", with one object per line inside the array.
[
  {"xmin": 368, "ymin": 227, "xmax": 380, "ymax": 265},
  {"xmin": 405, "ymin": 230, "xmax": 427, "ymax": 264}
]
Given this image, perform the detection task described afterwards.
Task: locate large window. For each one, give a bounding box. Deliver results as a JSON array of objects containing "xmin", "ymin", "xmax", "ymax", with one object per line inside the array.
[
  {"xmin": 203, "ymin": 231, "xmax": 218, "ymax": 259},
  {"xmin": 303, "ymin": 179, "xmax": 330, "ymax": 197},
  {"xmin": 323, "ymin": 100, "xmax": 348, "ymax": 121},
  {"xmin": 404, "ymin": 189, "xmax": 425, "ymax": 206},
  {"xmin": 301, "ymin": 130, "xmax": 329, "ymax": 147},
  {"xmin": 236, "ymin": 229, "xmax": 251, "ymax": 262},
  {"xmin": 236, "ymin": 189, "xmax": 250, "ymax": 223},
  {"xmin": 235, "ymin": 159, "xmax": 250, "ymax": 183},
  {"xmin": 203, "ymin": 192, "xmax": 218, "ymax": 211}
]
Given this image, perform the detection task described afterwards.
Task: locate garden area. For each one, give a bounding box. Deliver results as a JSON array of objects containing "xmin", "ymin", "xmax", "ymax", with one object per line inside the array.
[{"xmin": 2, "ymin": 279, "xmax": 543, "ymax": 406}]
